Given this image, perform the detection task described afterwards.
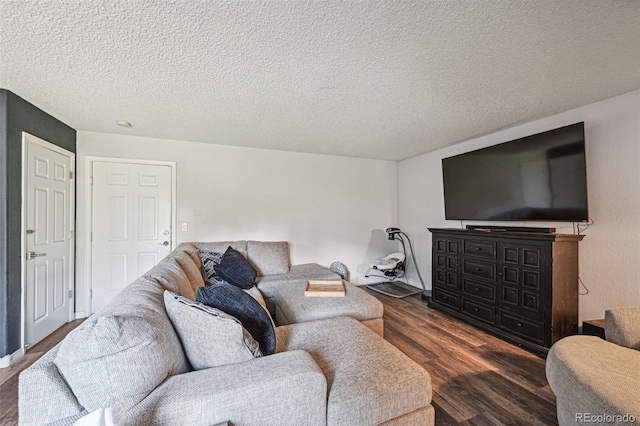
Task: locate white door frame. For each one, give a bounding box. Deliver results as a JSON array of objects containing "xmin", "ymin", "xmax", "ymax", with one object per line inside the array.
[
  {"xmin": 84, "ymin": 156, "xmax": 177, "ymax": 315},
  {"xmin": 21, "ymin": 132, "xmax": 76, "ymax": 357}
]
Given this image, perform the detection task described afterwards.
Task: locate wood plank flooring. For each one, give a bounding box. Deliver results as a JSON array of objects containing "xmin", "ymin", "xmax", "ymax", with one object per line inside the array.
[
  {"xmin": 365, "ymin": 289, "xmax": 558, "ymax": 426},
  {"xmin": 0, "ymin": 294, "xmax": 557, "ymax": 425}
]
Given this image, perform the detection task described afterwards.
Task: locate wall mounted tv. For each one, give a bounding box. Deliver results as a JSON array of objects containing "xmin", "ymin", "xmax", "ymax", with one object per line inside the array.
[{"xmin": 442, "ymin": 122, "xmax": 588, "ymax": 222}]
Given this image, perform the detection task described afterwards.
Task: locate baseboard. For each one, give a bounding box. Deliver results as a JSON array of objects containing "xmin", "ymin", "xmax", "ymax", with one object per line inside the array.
[
  {"xmin": 0, "ymin": 347, "xmax": 25, "ymax": 369},
  {"xmin": 75, "ymin": 311, "xmax": 87, "ymax": 319}
]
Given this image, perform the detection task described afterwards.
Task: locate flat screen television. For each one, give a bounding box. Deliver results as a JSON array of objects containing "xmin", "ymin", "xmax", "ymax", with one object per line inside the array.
[{"xmin": 442, "ymin": 122, "xmax": 588, "ymax": 222}]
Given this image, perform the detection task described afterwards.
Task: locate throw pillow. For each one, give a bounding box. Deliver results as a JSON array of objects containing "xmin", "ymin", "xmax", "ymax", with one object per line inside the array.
[
  {"xmin": 163, "ymin": 291, "xmax": 262, "ymax": 369},
  {"xmin": 198, "ymin": 250, "xmax": 224, "ymax": 286},
  {"xmin": 215, "ymin": 246, "xmax": 257, "ymax": 290},
  {"xmin": 196, "ymin": 283, "xmax": 276, "ymax": 355}
]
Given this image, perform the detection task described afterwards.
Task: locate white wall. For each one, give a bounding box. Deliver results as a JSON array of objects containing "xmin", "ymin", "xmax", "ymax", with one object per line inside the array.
[
  {"xmin": 75, "ymin": 132, "xmax": 400, "ymax": 314},
  {"xmin": 399, "ymin": 90, "xmax": 640, "ymax": 323}
]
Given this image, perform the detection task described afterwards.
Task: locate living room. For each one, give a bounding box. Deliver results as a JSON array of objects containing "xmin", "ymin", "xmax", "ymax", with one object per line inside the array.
[{"xmin": 1, "ymin": 1, "xmax": 639, "ymax": 425}]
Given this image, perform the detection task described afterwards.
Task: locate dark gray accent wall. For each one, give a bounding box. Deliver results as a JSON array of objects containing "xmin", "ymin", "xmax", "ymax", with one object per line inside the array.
[{"xmin": 0, "ymin": 89, "xmax": 76, "ymax": 358}]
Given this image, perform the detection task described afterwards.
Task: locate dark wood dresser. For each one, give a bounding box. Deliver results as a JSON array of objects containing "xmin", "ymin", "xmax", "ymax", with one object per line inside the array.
[{"xmin": 428, "ymin": 228, "xmax": 584, "ymax": 354}]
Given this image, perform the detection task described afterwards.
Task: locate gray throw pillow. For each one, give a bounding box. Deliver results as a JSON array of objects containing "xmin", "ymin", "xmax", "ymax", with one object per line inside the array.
[{"xmin": 164, "ymin": 291, "xmax": 262, "ymax": 369}]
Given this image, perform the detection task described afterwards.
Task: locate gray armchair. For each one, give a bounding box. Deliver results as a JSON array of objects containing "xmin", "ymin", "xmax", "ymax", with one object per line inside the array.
[{"xmin": 546, "ymin": 307, "xmax": 640, "ymax": 425}]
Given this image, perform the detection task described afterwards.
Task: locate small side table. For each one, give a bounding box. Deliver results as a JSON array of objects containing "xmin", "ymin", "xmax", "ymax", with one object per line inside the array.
[{"xmin": 582, "ymin": 319, "xmax": 606, "ymax": 339}]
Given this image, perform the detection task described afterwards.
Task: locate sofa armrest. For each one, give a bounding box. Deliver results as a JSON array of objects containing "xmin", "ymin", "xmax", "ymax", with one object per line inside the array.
[
  {"xmin": 605, "ymin": 306, "xmax": 640, "ymax": 350},
  {"xmin": 19, "ymin": 343, "xmax": 87, "ymax": 426},
  {"xmin": 546, "ymin": 336, "xmax": 640, "ymax": 425},
  {"xmin": 128, "ymin": 350, "xmax": 327, "ymax": 426}
]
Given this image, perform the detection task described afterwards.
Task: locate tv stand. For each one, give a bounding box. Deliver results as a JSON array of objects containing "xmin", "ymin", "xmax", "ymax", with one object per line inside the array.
[
  {"xmin": 465, "ymin": 225, "xmax": 556, "ymax": 234},
  {"xmin": 428, "ymin": 228, "xmax": 583, "ymax": 354}
]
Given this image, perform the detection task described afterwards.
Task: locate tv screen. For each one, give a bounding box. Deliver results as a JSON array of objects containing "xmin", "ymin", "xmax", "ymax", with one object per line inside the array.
[{"xmin": 442, "ymin": 122, "xmax": 588, "ymax": 222}]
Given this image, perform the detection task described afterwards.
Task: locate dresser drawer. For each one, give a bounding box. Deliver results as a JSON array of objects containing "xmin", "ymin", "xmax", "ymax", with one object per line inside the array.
[
  {"xmin": 433, "ymin": 288, "xmax": 460, "ymax": 310},
  {"xmin": 463, "ymin": 259, "xmax": 496, "ymax": 281},
  {"xmin": 463, "ymin": 240, "xmax": 497, "ymax": 259},
  {"xmin": 499, "ymin": 311, "xmax": 544, "ymax": 344},
  {"xmin": 463, "ymin": 279, "xmax": 496, "ymax": 303},
  {"xmin": 462, "ymin": 299, "xmax": 495, "ymax": 324}
]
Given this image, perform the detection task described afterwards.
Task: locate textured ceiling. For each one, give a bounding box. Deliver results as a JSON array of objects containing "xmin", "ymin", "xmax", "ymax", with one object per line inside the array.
[{"xmin": 1, "ymin": 1, "xmax": 639, "ymax": 161}]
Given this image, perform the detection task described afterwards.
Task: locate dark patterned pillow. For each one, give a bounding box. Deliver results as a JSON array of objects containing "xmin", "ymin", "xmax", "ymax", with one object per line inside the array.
[
  {"xmin": 196, "ymin": 283, "xmax": 276, "ymax": 355},
  {"xmin": 198, "ymin": 250, "xmax": 224, "ymax": 286}
]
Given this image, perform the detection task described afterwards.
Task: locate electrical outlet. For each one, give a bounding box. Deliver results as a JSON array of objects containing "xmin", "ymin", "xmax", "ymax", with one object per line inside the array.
[{"xmin": 181, "ymin": 223, "xmax": 188, "ymax": 232}]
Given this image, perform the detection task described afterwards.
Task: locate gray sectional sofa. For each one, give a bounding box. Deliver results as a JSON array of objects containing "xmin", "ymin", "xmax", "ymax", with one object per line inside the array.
[
  {"xmin": 546, "ymin": 306, "xmax": 640, "ymax": 425},
  {"xmin": 20, "ymin": 241, "xmax": 435, "ymax": 426}
]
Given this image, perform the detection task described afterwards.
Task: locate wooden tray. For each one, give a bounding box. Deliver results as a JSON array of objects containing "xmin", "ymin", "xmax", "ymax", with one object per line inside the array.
[{"xmin": 305, "ymin": 280, "xmax": 346, "ymax": 297}]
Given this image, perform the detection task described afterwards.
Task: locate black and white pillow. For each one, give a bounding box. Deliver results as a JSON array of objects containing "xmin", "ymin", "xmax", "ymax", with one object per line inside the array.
[{"xmin": 198, "ymin": 250, "xmax": 224, "ymax": 286}]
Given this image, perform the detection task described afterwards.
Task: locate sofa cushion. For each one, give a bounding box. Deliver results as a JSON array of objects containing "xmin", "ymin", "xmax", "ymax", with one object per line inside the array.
[
  {"xmin": 170, "ymin": 249, "xmax": 206, "ymax": 293},
  {"xmin": 247, "ymin": 241, "xmax": 290, "ymax": 276},
  {"xmin": 175, "ymin": 242, "xmax": 202, "ymax": 269},
  {"xmin": 216, "ymin": 247, "xmax": 257, "ymax": 290},
  {"xmin": 276, "ymin": 316, "xmax": 431, "ymax": 426},
  {"xmin": 605, "ymin": 306, "xmax": 640, "ymax": 350},
  {"xmin": 54, "ymin": 277, "xmax": 189, "ymax": 412},
  {"xmin": 197, "ymin": 283, "xmax": 276, "ymax": 355},
  {"xmin": 164, "ymin": 291, "xmax": 262, "ymax": 369},
  {"xmin": 145, "ymin": 257, "xmax": 196, "ymax": 300},
  {"xmin": 55, "ymin": 302, "xmax": 187, "ymax": 411}
]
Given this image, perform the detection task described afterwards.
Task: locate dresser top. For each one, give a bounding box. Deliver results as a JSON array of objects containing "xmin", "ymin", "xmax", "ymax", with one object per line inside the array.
[{"xmin": 428, "ymin": 228, "xmax": 585, "ymax": 242}]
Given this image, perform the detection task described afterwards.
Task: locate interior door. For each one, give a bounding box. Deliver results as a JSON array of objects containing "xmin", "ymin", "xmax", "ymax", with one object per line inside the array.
[
  {"xmin": 90, "ymin": 161, "xmax": 173, "ymax": 313},
  {"xmin": 25, "ymin": 136, "xmax": 74, "ymax": 347}
]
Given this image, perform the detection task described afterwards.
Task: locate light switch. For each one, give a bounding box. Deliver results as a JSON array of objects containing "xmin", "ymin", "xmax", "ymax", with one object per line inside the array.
[{"xmin": 181, "ymin": 223, "xmax": 188, "ymax": 232}]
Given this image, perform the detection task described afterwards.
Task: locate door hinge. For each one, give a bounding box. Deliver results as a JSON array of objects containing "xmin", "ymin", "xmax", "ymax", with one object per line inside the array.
[
  {"xmin": 69, "ymin": 171, "xmax": 74, "ymax": 179},
  {"xmin": 90, "ymin": 233, "xmax": 93, "ymax": 242},
  {"xmin": 68, "ymin": 230, "xmax": 74, "ymax": 239},
  {"xmin": 68, "ymin": 290, "xmax": 73, "ymax": 299},
  {"xmin": 90, "ymin": 176, "xmax": 93, "ymax": 185},
  {"xmin": 90, "ymin": 289, "xmax": 93, "ymax": 299}
]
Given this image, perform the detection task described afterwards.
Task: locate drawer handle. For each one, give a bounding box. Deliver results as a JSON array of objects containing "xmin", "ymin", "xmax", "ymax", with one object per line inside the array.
[
  {"xmin": 474, "ymin": 247, "xmax": 481, "ymax": 251},
  {"xmin": 474, "ymin": 287, "xmax": 480, "ymax": 291},
  {"xmin": 473, "ymin": 307, "xmax": 479, "ymax": 312},
  {"xmin": 516, "ymin": 322, "xmax": 522, "ymax": 327},
  {"xmin": 474, "ymin": 267, "xmax": 481, "ymax": 271}
]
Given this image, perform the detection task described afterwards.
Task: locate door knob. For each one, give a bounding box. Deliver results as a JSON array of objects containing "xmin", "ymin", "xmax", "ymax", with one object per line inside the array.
[
  {"xmin": 26, "ymin": 252, "xmax": 46, "ymax": 260},
  {"xmin": 158, "ymin": 241, "xmax": 170, "ymax": 246}
]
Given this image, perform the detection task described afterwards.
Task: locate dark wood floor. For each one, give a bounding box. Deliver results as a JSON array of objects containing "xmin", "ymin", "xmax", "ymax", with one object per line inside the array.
[
  {"xmin": 0, "ymin": 293, "xmax": 557, "ymax": 426},
  {"xmin": 365, "ymin": 289, "xmax": 558, "ymax": 426}
]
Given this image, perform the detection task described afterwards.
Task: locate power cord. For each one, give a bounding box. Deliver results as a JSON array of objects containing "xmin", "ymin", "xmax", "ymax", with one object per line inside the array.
[
  {"xmin": 577, "ymin": 217, "xmax": 594, "ymax": 234},
  {"xmin": 578, "ymin": 277, "xmax": 589, "ymax": 295},
  {"xmin": 399, "ymin": 231, "xmax": 427, "ymax": 290}
]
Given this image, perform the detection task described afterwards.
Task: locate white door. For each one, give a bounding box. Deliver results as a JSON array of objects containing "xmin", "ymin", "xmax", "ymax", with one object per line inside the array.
[
  {"xmin": 25, "ymin": 135, "xmax": 74, "ymax": 347},
  {"xmin": 90, "ymin": 161, "xmax": 173, "ymax": 313}
]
